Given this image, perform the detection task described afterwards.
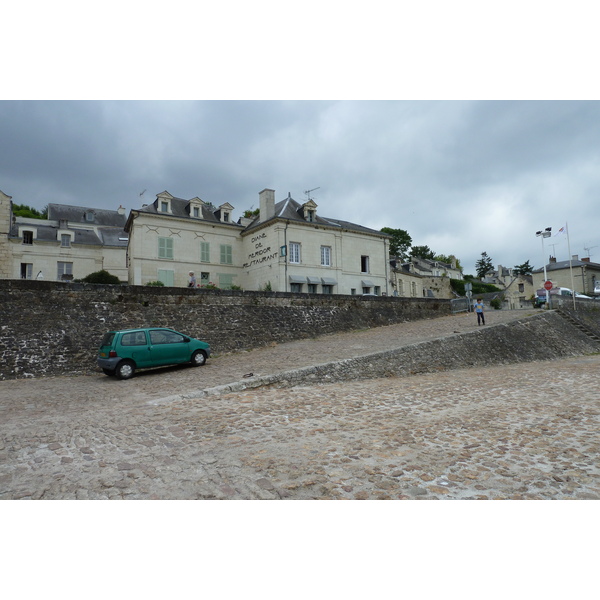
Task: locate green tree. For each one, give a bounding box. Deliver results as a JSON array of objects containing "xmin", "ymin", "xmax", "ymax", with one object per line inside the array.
[
  {"xmin": 12, "ymin": 203, "xmax": 47, "ymax": 219},
  {"xmin": 475, "ymin": 252, "xmax": 494, "ymax": 279},
  {"xmin": 433, "ymin": 253, "xmax": 462, "ymax": 270},
  {"xmin": 380, "ymin": 227, "xmax": 412, "ymax": 259},
  {"xmin": 410, "ymin": 245, "xmax": 435, "ymax": 260},
  {"xmin": 513, "ymin": 260, "xmax": 533, "ymax": 276}
]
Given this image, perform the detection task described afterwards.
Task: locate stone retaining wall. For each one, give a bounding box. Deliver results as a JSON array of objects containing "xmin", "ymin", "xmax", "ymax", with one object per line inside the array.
[
  {"xmin": 554, "ymin": 298, "xmax": 600, "ymax": 338},
  {"xmin": 192, "ymin": 311, "xmax": 599, "ymax": 396},
  {"xmin": 0, "ymin": 280, "xmax": 450, "ymax": 379}
]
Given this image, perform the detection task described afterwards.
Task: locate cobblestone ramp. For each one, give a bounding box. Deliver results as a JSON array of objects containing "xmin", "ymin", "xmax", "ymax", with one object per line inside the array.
[{"xmin": 152, "ymin": 310, "xmax": 600, "ymax": 404}]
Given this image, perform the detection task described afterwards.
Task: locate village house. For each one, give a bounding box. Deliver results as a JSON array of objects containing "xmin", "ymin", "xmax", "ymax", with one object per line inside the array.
[
  {"xmin": 389, "ymin": 255, "xmax": 463, "ymax": 299},
  {"xmin": 0, "ymin": 189, "xmax": 128, "ymax": 282},
  {"xmin": 388, "ymin": 259, "xmax": 426, "ymax": 298},
  {"xmin": 532, "ymin": 256, "xmax": 600, "ymax": 296},
  {"xmin": 483, "ymin": 264, "xmax": 534, "ymax": 308}
]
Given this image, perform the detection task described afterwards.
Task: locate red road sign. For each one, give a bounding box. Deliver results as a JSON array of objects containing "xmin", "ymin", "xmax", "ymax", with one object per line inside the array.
[{"xmin": 544, "ymin": 280, "xmax": 553, "ymax": 290}]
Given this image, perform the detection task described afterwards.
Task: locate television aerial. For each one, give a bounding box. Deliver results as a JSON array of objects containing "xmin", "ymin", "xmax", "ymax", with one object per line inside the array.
[{"xmin": 304, "ymin": 187, "xmax": 320, "ymax": 201}]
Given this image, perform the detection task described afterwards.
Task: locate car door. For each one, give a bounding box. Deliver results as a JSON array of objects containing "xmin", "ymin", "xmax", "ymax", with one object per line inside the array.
[
  {"xmin": 148, "ymin": 329, "xmax": 190, "ymax": 366},
  {"xmin": 119, "ymin": 331, "xmax": 152, "ymax": 367}
]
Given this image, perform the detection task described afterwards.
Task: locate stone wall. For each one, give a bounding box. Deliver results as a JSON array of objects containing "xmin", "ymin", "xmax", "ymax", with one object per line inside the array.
[
  {"xmin": 199, "ymin": 311, "xmax": 599, "ymax": 396},
  {"xmin": 553, "ymin": 298, "xmax": 600, "ymax": 337},
  {"xmin": 0, "ymin": 280, "xmax": 450, "ymax": 379}
]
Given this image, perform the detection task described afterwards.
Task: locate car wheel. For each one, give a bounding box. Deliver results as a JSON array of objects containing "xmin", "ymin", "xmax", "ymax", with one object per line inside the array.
[
  {"xmin": 102, "ymin": 368, "xmax": 116, "ymax": 376},
  {"xmin": 115, "ymin": 360, "xmax": 135, "ymax": 380},
  {"xmin": 190, "ymin": 350, "xmax": 207, "ymax": 367}
]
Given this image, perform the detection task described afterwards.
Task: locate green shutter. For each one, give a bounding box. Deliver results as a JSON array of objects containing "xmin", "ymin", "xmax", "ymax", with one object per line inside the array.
[
  {"xmin": 159, "ymin": 237, "xmax": 173, "ymax": 259},
  {"xmin": 220, "ymin": 244, "xmax": 232, "ymax": 265},
  {"xmin": 157, "ymin": 269, "xmax": 174, "ymax": 286},
  {"xmin": 201, "ymin": 241, "xmax": 210, "ymax": 263}
]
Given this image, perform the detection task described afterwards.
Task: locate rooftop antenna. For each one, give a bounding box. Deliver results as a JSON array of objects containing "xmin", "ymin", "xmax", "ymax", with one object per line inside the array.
[
  {"xmin": 304, "ymin": 187, "xmax": 320, "ymax": 201},
  {"xmin": 584, "ymin": 243, "xmax": 598, "ymax": 258}
]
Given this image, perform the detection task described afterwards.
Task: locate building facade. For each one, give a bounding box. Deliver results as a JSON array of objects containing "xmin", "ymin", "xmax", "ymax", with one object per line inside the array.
[
  {"xmin": 532, "ymin": 256, "xmax": 600, "ymax": 296},
  {"xmin": 126, "ymin": 189, "xmax": 391, "ymax": 294},
  {"xmin": 483, "ymin": 264, "xmax": 534, "ymax": 308},
  {"xmin": 0, "ymin": 190, "xmax": 128, "ymax": 282}
]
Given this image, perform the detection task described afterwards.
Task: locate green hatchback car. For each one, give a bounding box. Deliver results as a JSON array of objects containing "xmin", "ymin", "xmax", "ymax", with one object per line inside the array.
[{"xmin": 97, "ymin": 327, "xmax": 211, "ymax": 379}]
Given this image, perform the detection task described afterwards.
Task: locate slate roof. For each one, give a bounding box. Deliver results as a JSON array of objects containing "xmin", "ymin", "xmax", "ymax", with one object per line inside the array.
[
  {"xmin": 533, "ymin": 259, "xmax": 600, "ymax": 272},
  {"xmin": 244, "ymin": 194, "xmax": 387, "ymax": 237},
  {"xmin": 131, "ymin": 196, "xmax": 243, "ymax": 230},
  {"xmin": 47, "ymin": 203, "xmax": 127, "ymax": 227},
  {"xmin": 10, "ymin": 203, "xmax": 128, "ymax": 247}
]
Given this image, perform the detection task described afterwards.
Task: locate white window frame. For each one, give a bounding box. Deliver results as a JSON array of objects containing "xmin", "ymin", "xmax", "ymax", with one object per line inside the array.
[
  {"xmin": 320, "ymin": 246, "xmax": 331, "ymax": 267},
  {"xmin": 57, "ymin": 261, "xmax": 73, "ymax": 279},
  {"xmin": 289, "ymin": 242, "xmax": 301, "ymax": 264},
  {"xmin": 21, "ymin": 263, "xmax": 33, "ymax": 279},
  {"xmin": 61, "ymin": 234, "xmax": 71, "ymax": 248},
  {"xmin": 22, "ymin": 230, "xmax": 34, "ymax": 245},
  {"xmin": 361, "ymin": 255, "xmax": 370, "ymax": 273}
]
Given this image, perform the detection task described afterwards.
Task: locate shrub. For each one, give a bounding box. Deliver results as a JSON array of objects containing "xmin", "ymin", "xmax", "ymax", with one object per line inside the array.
[
  {"xmin": 490, "ymin": 296, "xmax": 503, "ymax": 310},
  {"xmin": 145, "ymin": 280, "xmax": 165, "ymax": 287},
  {"xmin": 80, "ymin": 270, "xmax": 121, "ymax": 284}
]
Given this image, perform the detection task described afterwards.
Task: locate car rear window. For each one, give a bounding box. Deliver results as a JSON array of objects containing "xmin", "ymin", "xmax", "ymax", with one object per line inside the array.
[
  {"xmin": 100, "ymin": 332, "xmax": 116, "ymax": 347},
  {"xmin": 121, "ymin": 331, "xmax": 148, "ymax": 346}
]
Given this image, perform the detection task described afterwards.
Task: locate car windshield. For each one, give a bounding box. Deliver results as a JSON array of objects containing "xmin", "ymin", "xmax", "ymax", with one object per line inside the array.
[{"xmin": 100, "ymin": 332, "xmax": 116, "ymax": 347}]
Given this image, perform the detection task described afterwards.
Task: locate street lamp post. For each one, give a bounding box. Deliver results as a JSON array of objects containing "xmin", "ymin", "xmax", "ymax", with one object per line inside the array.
[{"xmin": 536, "ymin": 227, "xmax": 552, "ymax": 307}]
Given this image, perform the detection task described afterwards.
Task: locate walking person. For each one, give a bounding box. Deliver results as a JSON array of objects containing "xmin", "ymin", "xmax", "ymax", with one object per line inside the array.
[
  {"xmin": 188, "ymin": 271, "xmax": 196, "ymax": 288},
  {"xmin": 474, "ymin": 297, "xmax": 485, "ymax": 326}
]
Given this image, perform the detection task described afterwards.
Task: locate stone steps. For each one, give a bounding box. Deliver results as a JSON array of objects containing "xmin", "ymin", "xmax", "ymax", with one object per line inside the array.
[{"xmin": 556, "ymin": 309, "xmax": 600, "ymax": 344}]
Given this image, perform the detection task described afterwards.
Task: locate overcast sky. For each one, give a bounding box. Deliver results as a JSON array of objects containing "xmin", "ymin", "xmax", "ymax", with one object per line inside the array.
[{"xmin": 2, "ymin": 100, "xmax": 599, "ymax": 275}]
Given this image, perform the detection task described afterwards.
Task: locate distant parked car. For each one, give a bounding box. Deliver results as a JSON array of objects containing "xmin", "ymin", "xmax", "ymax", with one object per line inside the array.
[{"xmin": 97, "ymin": 327, "xmax": 211, "ymax": 379}]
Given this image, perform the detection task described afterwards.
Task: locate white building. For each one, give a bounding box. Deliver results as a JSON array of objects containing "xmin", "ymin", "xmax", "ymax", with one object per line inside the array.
[
  {"xmin": 0, "ymin": 190, "xmax": 128, "ymax": 281},
  {"xmin": 126, "ymin": 188, "xmax": 391, "ymax": 294}
]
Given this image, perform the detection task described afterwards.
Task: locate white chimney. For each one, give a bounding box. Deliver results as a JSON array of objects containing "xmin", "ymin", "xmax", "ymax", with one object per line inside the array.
[
  {"xmin": 259, "ymin": 188, "xmax": 275, "ymax": 222},
  {"xmin": 118, "ymin": 205, "xmax": 125, "ymax": 216}
]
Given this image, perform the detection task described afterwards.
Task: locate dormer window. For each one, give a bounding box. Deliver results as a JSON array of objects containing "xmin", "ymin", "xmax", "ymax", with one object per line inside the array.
[
  {"xmin": 217, "ymin": 202, "xmax": 234, "ymax": 224},
  {"xmin": 156, "ymin": 191, "xmax": 174, "ymax": 214},
  {"xmin": 61, "ymin": 234, "xmax": 71, "ymax": 248},
  {"xmin": 302, "ymin": 199, "xmax": 318, "ymax": 222},
  {"xmin": 23, "ymin": 230, "xmax": 34, "ymax": 245},
  {"xmin": 85, "ymin": 211, "xmax": 95, "ymax": 222},
  {"xmin": 188, "ymin": 197, "xmax": 204, "ymax": 219}
]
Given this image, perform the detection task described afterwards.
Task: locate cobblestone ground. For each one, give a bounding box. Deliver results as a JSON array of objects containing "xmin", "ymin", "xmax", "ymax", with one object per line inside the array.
[{"xmin": 1, "ymin": 310, "xmax": 599, "ymax": 500}]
